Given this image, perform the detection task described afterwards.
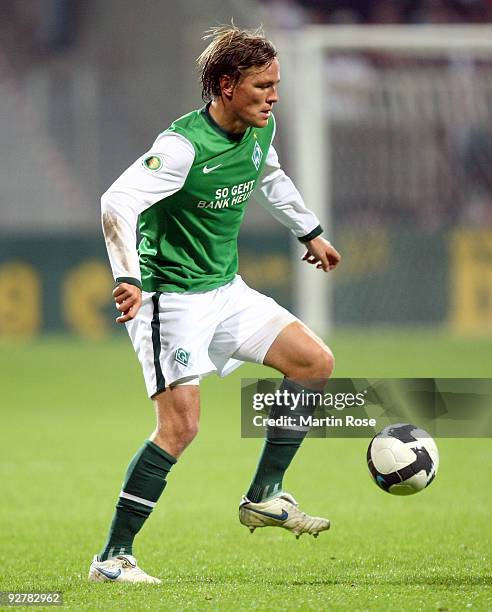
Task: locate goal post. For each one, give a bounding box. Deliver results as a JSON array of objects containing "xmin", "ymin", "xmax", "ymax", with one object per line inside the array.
[{"xmin": 273, "ymin": 25, "xmax": 492, "ymax": 336}]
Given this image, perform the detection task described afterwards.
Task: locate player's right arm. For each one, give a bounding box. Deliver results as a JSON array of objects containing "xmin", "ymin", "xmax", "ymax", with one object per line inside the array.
[{"xmin": 101, "ymin": 132, "xmax": 195, "ymax": 322}]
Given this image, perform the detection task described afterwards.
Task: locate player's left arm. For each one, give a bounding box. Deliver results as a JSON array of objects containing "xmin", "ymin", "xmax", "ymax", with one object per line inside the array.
[
  {"xmin": 252, "ymin": 144, "xmax": 341, "ymax": 272},
  {"xmin": 301, "ymin": 236, "xmax": 341, "ymax": 272}
]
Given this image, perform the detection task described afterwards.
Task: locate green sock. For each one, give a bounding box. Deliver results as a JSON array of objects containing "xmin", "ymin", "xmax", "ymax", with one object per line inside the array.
[
  {"xmin": 99, "ymin": 440, "xmax": 176, "ymax": 561},
  {"xmin": 246, "ymin": 379, "xmax": 317, "ymax": 503}
]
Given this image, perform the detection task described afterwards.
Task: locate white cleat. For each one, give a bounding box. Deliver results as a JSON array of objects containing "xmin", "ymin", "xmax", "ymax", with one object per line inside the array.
[
  {"xmin": 88, "ymin": 554, "xmax": 162, "ymax": 584},
  {"xmin": 239, "ymin": 492, "xmax": 330, "ymax": 539}
]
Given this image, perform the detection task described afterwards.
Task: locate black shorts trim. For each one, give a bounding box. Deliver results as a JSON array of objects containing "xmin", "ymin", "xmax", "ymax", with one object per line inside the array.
[{"xmin": 151, "ymin": 292, "xmax": 166, "ymax": 394}]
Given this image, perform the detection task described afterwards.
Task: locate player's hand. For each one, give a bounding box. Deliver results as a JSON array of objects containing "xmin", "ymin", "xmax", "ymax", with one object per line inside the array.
[
  {"xmin": 112, "ymin": 282, "xmax": 142, "ymax": 324},
  {"xmin": 302, "ymin": 236, "xmax": 341, "ymax": 272}
]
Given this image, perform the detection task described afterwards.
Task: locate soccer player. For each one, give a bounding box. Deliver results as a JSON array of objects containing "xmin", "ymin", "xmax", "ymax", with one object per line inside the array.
[{"xmin": 89, "ymin": 25, "xmax": 341, "ymax": 584}]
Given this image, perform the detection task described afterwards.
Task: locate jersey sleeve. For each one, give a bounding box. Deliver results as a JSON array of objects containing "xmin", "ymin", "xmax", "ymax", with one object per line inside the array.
[
  {"xmin": 101, "ymin": 132, "xmax": 195, "ymax": 284},
  {"xmin": 252, "ymin": 145, "xmax": 323, "ymax": 241}
]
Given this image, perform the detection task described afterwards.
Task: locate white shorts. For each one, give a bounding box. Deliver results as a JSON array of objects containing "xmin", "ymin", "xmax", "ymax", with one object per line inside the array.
[{"xmin": 126, "ymin": 275, "xmax": 297, "ymax": 397}]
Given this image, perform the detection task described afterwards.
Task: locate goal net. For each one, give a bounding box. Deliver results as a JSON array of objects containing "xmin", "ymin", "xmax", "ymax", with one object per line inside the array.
[{"xmin": 275, "ymin": 26, "xmax": 492, "ymax": 335}]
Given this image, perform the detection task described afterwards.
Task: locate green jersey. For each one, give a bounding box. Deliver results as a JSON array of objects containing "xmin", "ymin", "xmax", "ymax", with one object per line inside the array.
[
  {"xmin": 101, "ymin": 105, "xmax": 321, "ymax": 294},
  {"xmin": 139, "ymin": 106, "xmax": 274, "ymax": 292}
]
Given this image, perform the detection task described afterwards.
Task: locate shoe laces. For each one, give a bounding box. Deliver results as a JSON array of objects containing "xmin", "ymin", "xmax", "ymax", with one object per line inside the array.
[
  {"xmin": 116, "ymin": 555, "xmax": 137, "ymax": 569},
  {"xmin": 278, "ymin": 492, "xmax": 299, "ymax": 507},
  {"xmin": 116, "ymin": 556, "xmax": 153, "ymax": 579},
  {"xmin": 278, "ymin": 494, "xmax": 309, "ymax": 519}
]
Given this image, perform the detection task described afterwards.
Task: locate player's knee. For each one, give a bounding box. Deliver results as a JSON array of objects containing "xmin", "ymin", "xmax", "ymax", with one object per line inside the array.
[
  {"xmin": 310, "ymin": 345, "xmax": 335, "ymax": 380},
  {"xmin": 323, "ymin": 346, "xmax": 335, "ymax": 378},
  {"xmin": 290, "ymin": 344, "xmax": 334, "ymax": 381}
]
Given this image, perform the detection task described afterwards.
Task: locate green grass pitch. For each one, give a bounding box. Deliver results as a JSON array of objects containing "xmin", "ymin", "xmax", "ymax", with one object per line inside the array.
[{"xmin": 1, "ymin": 330, "xmax": 491, "ymax": 610}]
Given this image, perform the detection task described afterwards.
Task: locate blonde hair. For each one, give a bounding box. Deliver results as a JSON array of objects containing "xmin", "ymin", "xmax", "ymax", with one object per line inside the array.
[{"xmin": 197, "ymin": 24, "xmax": 277, "ymax": 100}]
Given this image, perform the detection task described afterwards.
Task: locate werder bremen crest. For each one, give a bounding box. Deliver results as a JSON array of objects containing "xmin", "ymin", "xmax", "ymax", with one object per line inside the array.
[
  {"xmin": 252, "ymin": 141, "xmax": 263, "ymax": 170},
  {"xmin": 174, "ymin": 348, "xmax": 190, "ymax": 367}
]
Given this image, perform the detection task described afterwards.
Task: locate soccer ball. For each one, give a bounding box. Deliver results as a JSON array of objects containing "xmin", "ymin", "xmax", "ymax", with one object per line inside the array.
[{"xmin": 367, "ymin": 423, "xmax": 439, "ymax": 495}]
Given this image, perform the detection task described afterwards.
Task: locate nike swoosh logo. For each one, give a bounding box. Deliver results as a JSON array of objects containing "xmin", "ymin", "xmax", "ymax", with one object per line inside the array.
[
  {"xmin": 247, "ymin": 507, "xmax": 289, "ymax": 521},
  {"xmin": 95, "ymin": 567, "xmax": 122, "ymax": 580},
  {"xmin": 203, "ymin": 163, "xmax": 222, "ymax": 174}
]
